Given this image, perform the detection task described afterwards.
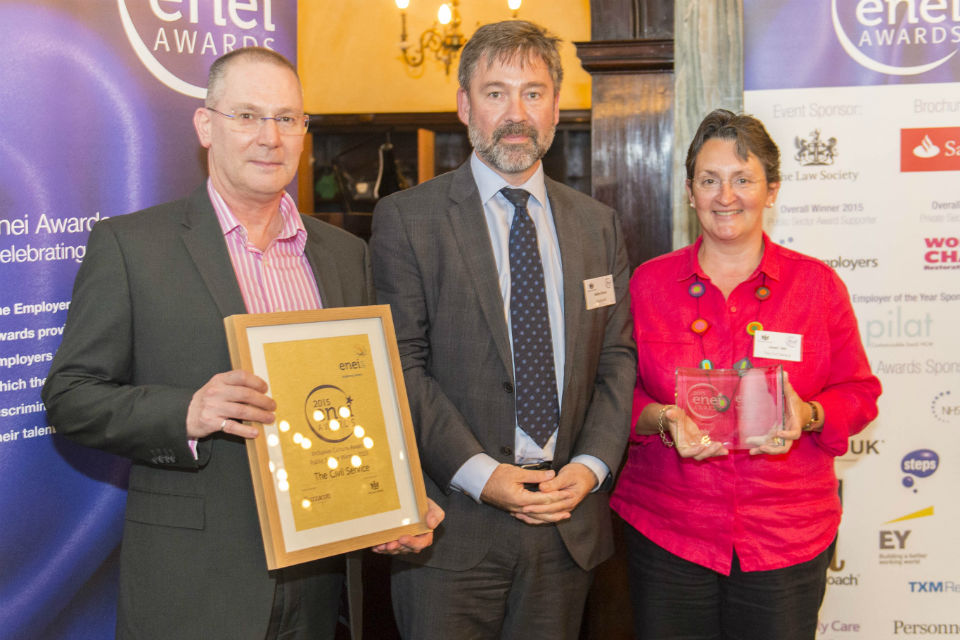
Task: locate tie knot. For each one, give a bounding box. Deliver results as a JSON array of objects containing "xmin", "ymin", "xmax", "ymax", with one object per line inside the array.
[{"xmin": 500, "ymin": 187, "xmax": 531, "ymax": 209}]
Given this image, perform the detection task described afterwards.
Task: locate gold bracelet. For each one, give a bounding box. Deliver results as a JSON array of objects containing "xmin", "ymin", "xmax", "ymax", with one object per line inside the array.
[
  {"xmin": 657, "ymin": 405, "xmax": 675, "ymax": 448},
  {"xmin": 803, "ymin": 401, "xmax": 820, "ymax": 431}
]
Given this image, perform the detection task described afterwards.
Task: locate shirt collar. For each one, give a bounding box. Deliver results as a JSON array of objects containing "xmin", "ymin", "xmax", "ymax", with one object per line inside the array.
[
  {"xmin": 470, "ymin": 151, "xmax": 548, "ymax": 210},
  {"xmin": 207, "ymin": 178, "xmax": 305, "ymax": 243},
  {"xmin": 677, "ymin": 233, "xmax": 782, "ymax": 282}
]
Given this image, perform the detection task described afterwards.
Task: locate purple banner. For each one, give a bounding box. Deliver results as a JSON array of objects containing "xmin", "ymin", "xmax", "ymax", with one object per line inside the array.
[
  {"xmin": 744, "ymin": 0, "xmax": 960, "ymax": 90},
  {"xmin": 0, "ymin": 2, "xmax": 295, "ymax": 637}
]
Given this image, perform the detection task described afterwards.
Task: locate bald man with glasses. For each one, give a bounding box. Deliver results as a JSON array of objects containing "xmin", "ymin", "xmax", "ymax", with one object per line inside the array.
[{"xmin": 43, "ymin": 47, "xmax": 440, "ymax": 640}]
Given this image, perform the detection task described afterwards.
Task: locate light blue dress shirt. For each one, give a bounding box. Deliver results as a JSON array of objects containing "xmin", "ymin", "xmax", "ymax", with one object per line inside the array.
[{"xmin": 449, "ymin": 153, "xmax": 609, "ymax": 501}]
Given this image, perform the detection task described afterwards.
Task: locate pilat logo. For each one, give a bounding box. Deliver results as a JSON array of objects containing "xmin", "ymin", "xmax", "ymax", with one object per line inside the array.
[
  {"xmin": 117, "ymin": 0, "xmax": 288, "ymax": 98},
  {"xmin": 832, "ymin": 0, "xmax": 960, "ymax": 76},
  {"xmin": 902, "ymin": 128, "xmax": 960, "ymax": 172}
]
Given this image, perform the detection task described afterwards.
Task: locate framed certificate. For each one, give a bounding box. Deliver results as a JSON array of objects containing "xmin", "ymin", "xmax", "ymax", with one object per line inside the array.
[{"xmin": 224, "ymin": 305, "xmax": 430, "ymax": 569}]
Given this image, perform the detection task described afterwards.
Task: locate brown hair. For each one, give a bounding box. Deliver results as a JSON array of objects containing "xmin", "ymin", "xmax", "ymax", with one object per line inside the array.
[
  {"xmin": 205, "ymin": 47, "xmax": 300, "ymax": 107},
  {"xmin": 685, "ymin": 109, "xmax": 781, "ymax": 183},
  {"xmin": 458, "ymin": 20, "xmax": 563, "ymax": 94}
]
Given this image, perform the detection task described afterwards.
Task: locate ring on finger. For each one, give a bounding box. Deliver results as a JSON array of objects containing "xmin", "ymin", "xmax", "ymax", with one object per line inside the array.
[{"xmin": 219, "ymin": 419, "xmax": 228, "ymax": 431}]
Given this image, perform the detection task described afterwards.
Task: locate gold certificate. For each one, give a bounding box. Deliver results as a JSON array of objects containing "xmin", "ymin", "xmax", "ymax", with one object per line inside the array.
[
  {"xmin": 264, "ymin": 335, "xmax": 401, "ymax": 530},
  {"xmin": 225, "ymin": 306, "xmax": 429, "ymax": 569}
]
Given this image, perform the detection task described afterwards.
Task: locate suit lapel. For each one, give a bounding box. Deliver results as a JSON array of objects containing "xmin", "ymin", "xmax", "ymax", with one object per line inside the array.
[
  {"xmin": 179, "ymin": 186, "xmax": 246, "ymax": 318},
  {"xmin": 303, "ymin": 225, "xmax": 340, "ymax": 307},
  {"xmin": 547, "ymin": 178, "xmax": 585, "ymax": 422},
  {"xmin": 447, "ymin": 163, "xmax": 514, "ymax": 376}
]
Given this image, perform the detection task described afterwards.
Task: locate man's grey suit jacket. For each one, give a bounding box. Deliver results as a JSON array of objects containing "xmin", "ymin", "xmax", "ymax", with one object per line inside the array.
[
  {"xmin": 42, "ymin": 185, "xmax": 373, "ymax": 639},
  {"xmin": 371, "ymin": 161, "xmax": 636, "ymax": 572}
]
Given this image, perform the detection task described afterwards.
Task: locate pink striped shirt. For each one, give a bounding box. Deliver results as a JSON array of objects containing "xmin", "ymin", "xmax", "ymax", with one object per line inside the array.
[
  {"xmin": 207, "ymin": 180, "xmax": 323, "ymax": 313},
  {"xmin": 189, "ymin": 182, "xmax": 322, "ymax": 457}
]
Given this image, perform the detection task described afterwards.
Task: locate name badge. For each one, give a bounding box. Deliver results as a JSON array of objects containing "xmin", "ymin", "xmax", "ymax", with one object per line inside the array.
[
  {"xmin": 583, "ymin": 275, "xmax": 615, "ymax": 310},
  {"xmin": 753, "ymin": 330, "xmax": 802, "ymax": 362}
]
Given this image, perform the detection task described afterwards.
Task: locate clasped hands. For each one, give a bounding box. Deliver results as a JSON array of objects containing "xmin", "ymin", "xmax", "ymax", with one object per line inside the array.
[
  {"xmin": 185, "ymin": 369, "xmax": 443, "ymax": 554},
  {"xmin": 660, "ymin": 374, "xmax": 809, "ymax": 460},
  {"xmin": 480, "ymin": 462, "xmax": 596, "ymax": 525}
]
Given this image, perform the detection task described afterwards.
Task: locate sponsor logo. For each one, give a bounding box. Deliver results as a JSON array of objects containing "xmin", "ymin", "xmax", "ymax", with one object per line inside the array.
[
  {"xmin": 902, "ymin": 128, "xmax": 960, "ymax": 172},
  {"xmin": 822, "ymin": 256, "xmax": 879, "ymax": 271},
  {"xmin": 880, "ymin": 507, "xmax": 934, "ymax": 567},
  {"xmin": 908, "ymin": 581, "xmax": 960, "ymax": 593},
  {"xmin": 931, "ymin": 390, "xmax": 959, "ymax": 423},
  {"xmin": 831, "ymin": 0, "xmax": 960, "ymax": 76},
  {"xmin": 849, "ymin": 438, "xmax": 882, "ymax": 455},
  {"xmin": 861, "ymin": 306, "xmax": 933, "ymax": 347},
  {"xmin": 117, "ymin": 0, "xmax": 286, "ymax": 98},
  {"xmin": 818, "ymin": 619, "xmax": 862, "ymax": 634},
  {"xmin": 923, "ymin": 236, "xmax": 960, "ymax": 269},
  {"xmin": 893, "ymin": 620, "xmax": 960, "ymax": 634},
  {"xmin": 902, "ymin": 449, "xmax": 939, "ymax": 490},
  {"xmin": 794, "ymin": 129, "xmax": 838, "ymax": 166}
]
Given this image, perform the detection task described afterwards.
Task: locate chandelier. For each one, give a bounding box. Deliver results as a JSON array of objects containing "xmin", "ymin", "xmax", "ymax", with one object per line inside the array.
[{"xmin": 395, "ymin": 0, "xmax": 522, "ymax": 76}]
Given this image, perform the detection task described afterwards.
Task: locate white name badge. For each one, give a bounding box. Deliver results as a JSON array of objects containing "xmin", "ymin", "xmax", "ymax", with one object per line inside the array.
[
  {"xmin": 583, "ymin": 275, "xmax": 615, "ymax": 310},
  {"xmin": 753, "ymin": 330, "xmax": 803, "ymax": 362}
]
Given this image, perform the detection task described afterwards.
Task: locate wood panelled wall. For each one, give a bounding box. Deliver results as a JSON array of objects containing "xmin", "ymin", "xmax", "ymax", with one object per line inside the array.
[
  {"xmin": 576, "ymin": 6, "xmax": 674, "ymax": 637},
  {"xmin": 578, "ymin": 1, "xmax": 675, "ymax": 271}
]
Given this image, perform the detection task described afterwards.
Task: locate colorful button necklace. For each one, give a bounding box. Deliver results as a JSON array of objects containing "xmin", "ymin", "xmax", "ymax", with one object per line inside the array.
[{"xmin": 688, "ymin": 274, "xmax": 770, "ymax": 370}]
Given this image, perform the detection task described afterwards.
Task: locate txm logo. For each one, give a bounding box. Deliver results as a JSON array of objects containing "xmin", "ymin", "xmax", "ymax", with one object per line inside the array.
[{"xmin": 909, "ymin": 580, "xmax": 960, "ymax": 593}]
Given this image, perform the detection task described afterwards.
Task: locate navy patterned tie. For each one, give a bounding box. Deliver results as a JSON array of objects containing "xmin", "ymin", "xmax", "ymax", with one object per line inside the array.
[{"xmin": 501, "ymin": 187, "xmax": 559, "ymax": 448}]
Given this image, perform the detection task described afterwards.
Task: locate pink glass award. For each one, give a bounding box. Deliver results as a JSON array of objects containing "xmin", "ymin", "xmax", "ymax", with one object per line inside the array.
[{"xmin": 674, "ymin": 365, "xmax": 785, "ymax": 449}]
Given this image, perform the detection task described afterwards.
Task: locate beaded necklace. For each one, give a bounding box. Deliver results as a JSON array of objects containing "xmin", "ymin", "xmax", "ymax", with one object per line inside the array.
[{"xmin": 687, "ymin": 273, "xmax": 770, "ymax": 371}]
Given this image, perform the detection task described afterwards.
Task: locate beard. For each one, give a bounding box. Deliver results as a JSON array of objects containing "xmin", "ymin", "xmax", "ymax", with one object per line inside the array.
[{"xmin": 469, "ymin": 120, "xmax": 556, "ymax": 175}]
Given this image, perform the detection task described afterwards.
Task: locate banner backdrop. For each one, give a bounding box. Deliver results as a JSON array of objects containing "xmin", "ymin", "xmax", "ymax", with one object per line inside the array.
[
  {"xmin": 744, "ymin": 1, "xmax": 960, "ymax": 638},
  {"xmin": 0, "ymin": 3, "xmax": 296, "ymax": 638}
]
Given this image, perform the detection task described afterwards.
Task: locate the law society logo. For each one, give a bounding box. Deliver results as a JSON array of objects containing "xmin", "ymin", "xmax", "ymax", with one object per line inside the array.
[
  {"xmin": 795, "ymin": 129, "xmax": 838, "ymax": 166},
  {"xmin": 832, "ymin": 0, "xmax": 960, "ymax": 76},
  {"xmin": 901, "ymin": 127, "xmax": 960, "ymax": 172},
  {"xmin": 117, "ymin": 0, "xmax": 294, "ymax": 98}
]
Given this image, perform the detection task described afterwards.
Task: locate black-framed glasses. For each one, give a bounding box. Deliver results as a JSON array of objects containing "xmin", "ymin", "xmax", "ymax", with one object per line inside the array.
[{"xmin": 206, "ymin": 107, "xmax": 308, "ymax": 135}]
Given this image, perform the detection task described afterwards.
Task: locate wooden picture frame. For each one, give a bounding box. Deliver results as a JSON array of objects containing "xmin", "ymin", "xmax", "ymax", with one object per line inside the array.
[{"xmin": 224, "ymin": 305, "xmax": 429, "ymax": 569}]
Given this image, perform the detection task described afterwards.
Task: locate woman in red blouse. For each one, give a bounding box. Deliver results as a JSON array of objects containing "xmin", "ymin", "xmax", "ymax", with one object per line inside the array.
[{"xmin": 610, "ymin": 110, "xmax": 881, "ymax": 640}]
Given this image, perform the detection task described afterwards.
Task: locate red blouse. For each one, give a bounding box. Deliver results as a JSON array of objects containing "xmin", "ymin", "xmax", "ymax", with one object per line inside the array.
[{"xmin": 610, "ymin": 235, "xmax": 881, "ymax": 574}]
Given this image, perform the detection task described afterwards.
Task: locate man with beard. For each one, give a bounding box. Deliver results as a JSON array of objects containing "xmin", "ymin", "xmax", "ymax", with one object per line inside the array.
[{"xmin": 370, "ymin": 20, "xmax": 635, "ymax": 639}]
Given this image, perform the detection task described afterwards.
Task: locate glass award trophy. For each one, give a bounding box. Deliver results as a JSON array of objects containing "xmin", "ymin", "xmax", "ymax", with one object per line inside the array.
[{"xmin": 674, "ymin": 365, "xmax": 785, "ymax": 449}]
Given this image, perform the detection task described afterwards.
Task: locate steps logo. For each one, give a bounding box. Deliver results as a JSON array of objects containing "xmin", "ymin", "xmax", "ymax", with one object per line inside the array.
[
  {"xmin": 117, "ymin": 1, "xmax": 287, "ymax": 98},
  {"xmin": 902, "ymin": 449, "xmax": 939, "ymax": 491},
  {"xmin": 831, "ymin": 0, "xmax": 960, "ymax": 76},
  {"xmin": 901, "ymin": 127, "xmax": 960, "ymax": 172}
]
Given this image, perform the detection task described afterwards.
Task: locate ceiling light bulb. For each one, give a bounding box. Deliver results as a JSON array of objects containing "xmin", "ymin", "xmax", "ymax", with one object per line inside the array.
[{"xmin": 438, "ymin": 4, "xmax": 452, "ymax": 24}]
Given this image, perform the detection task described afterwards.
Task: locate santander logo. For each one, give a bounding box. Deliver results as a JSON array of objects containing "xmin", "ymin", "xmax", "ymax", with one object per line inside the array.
[
  {"xmin": 117, "ymin": 0, "xmax": 285, "ymax": 98},
  {"xmin": 831, "ymin": 0, "xmax": 960, "ymax": 76},
  {"xmin": 901, "ymin": 127, "xmax": 960, "ymax": 171}
]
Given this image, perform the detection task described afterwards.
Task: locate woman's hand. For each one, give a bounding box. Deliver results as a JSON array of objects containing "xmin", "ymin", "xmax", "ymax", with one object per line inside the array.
[
  {"xmin": 661, "ymin": 405, "xmax": 729, "ymax": 460},
  {"xmin": 749, "ymin": 372, "xmax": 807, "ymax": 456}
]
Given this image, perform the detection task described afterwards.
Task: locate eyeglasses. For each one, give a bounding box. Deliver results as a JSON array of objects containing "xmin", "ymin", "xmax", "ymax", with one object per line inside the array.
[{"xmin": 206, "ymin": 107, "xmax": 308, "ymax": 135}]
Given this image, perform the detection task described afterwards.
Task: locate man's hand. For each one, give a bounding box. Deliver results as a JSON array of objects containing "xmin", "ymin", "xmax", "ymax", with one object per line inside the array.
[
  {"xmin": 518, "ymin": 462, "xmax": 597, "ymax": 525},
  {"xmin": 186, "ymin": 370, "xmax": 276, "ymax": 439},
  {"xmin": 479, "ymin": 463, "xmax": 567, "ymax": 524},
  {"xmin": 371, "ymin": 499, "xmax": 445, "ymax": 555}
]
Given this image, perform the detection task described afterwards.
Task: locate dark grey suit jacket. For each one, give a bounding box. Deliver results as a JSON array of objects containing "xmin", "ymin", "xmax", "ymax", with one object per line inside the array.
[
  {"xmin": 370, "ymin": 162, "xmax": 635, "ymax": 572},
  {"xmin": 42, "ymin": 186, "xmax": 373, "ymax": 639}
]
